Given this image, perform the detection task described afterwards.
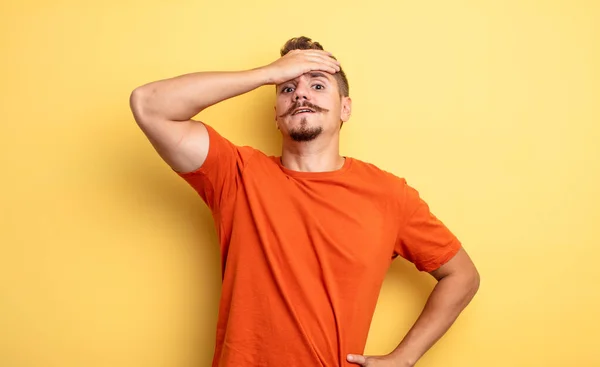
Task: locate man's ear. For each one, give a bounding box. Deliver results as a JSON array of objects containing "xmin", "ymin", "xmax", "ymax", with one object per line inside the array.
[
  {"xmin": 340, "ymin": 96, "xmax": 352, "ymax": 122},
  {"xmin": 274, "ymin": 106, "xmax": 280, "ymax": 130}
]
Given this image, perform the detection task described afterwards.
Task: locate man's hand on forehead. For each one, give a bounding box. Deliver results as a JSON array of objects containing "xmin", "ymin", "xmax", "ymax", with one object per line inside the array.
[{"xmin": 261, "ymin": 49, "xmax": 341, "ymax": 86}]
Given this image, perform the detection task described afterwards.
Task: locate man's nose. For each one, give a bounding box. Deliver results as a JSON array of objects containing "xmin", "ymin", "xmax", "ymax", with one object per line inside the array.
[{"xmin": 293, "ymin": 83, "xmax": 309, "ymax": 101}]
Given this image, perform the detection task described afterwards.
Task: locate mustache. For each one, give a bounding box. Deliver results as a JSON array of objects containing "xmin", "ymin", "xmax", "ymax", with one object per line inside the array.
[{"xmin": 278, "ymin": 101, "xmax": 330, "ymax": 118}]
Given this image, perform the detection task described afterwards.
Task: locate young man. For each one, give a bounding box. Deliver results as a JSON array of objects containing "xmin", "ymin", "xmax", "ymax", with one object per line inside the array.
[{"xmin": 129, "ymin": 36, "xmax": 480, "ymax": 367}]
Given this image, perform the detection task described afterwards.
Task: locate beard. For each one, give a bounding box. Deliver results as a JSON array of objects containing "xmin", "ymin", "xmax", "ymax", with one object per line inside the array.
[{"xmin": 289, "ymin": 117, "xmax": 323, "ymax": 142}]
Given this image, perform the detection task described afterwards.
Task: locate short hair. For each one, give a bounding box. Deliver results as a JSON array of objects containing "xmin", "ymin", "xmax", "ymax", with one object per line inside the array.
[{"xmin": 280, "ymin": 36, "xmax": 349, "ymax": 97}]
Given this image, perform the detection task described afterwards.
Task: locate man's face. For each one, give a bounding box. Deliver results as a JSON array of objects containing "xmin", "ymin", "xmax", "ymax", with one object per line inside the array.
[{"xmin": 275, "ymin": 72, "xmax": 351, "ymax": 142}]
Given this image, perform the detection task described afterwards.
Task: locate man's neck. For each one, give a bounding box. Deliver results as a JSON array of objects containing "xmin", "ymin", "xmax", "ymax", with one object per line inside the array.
[{"xmin": 280, "ymin": 137, "xmax": 345, "ymax": 173}]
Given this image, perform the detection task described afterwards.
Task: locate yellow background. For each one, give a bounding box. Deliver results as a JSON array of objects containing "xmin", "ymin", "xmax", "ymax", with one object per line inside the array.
[{"xmin": 1, "ymin": 0, "xmax": 599, "ymax": 366}]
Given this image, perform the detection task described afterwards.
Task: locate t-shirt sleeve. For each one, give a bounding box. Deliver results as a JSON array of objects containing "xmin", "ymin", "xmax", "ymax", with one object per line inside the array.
[
  {"xmin": 175, "ymin": 124, "xmax": 256, "ymax": 213},
  {"xmin": 393, "ymin": 178, "xmax": 462, "ymax": 272}
]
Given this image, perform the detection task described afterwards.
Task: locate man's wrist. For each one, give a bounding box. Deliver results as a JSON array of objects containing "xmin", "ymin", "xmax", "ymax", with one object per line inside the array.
[
  {"xmin": 388, "ymin": 350, "xmax": 417, "ymax": 367},
  {"xmin": 250, "ymin": 65, "xmax": 275, "ymax": 86}
]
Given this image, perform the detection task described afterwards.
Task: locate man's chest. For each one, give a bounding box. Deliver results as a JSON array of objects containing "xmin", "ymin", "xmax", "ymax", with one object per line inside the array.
[{"xmin": 233, "ymin": 172, "xmax": 397, "ymax": 271}]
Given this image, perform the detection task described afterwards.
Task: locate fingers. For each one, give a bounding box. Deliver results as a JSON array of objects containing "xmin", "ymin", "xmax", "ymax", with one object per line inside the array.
[
  {"xmin": 346, "ymin": 354, "xmax": 367, "ymax": 365},
  {"xmin": 292, "ymin": 49, "xmax": 341, "ymax": 74},
  {"xmin": 306, "ymin": 56, "xmax": 340, "ymax": 74},
  {"xmin": 308, "ymin": 62, "xmax": 339, "ymax": 75},
  {"xmin": 288, "ymin": 48, "xmax": 339, "ymax": 65},
  {"xmin": 307, "ymin": 63, "xmax": 337, "ymax": 75},
  {"xmin": 311, "ymin": 53, "xmax": 340, "ymax": 67},
  {"xmin": 290, "ymin": 49, "xmax": 333, "ymax": 58}
]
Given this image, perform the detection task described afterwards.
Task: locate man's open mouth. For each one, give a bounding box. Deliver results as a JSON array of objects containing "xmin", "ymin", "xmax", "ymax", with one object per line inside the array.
[{"xmin": 292, "ymin": 108, "xmax": 316, "ymax": 116}]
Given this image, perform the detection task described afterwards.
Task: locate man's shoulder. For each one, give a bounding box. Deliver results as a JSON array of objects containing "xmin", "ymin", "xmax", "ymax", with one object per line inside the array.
[{"xmin": 348, "ymin": 157, "xmax": 407, "ymax": 186}]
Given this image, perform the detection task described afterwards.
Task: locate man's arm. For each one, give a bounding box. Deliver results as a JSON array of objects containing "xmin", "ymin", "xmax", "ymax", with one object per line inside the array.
[
  {"xmin": 128, "ymin": 50, "xmax": 340, "ymax": 173},
  {"xmin": 347, "ymin": 248, "xmax": 479, "ymax": 367},
  {"xmin": 129, "ymin": 69, "xmax": 271, "ymax": 173},
  {"xmin": 386, "ymin": 247, "xmax": 480, "ymax": 366}
]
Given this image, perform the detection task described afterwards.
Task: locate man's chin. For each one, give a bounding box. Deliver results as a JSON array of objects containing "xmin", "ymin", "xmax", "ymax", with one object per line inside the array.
[{"xmin": 288, "ymin": 126, "xmax": 323, "ymax": 142}]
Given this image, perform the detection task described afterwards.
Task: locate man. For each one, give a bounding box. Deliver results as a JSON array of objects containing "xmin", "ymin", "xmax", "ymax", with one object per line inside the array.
[{"xmin": 129, "ymin": 36, "xmax": 480, "ymax": 367}]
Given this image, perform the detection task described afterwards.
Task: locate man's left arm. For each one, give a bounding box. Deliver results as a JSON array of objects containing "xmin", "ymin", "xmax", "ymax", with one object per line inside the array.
[
  {"xmin": 394, "ymin": 247, "xmax": 480, "ymax": 365},
  {"xmin": 348, "ymin": 179, "xmax": 480, "ymax": 366},
  {"xmin": 347, "ymin": 247, "xmax": 480, "ymax": 367}
]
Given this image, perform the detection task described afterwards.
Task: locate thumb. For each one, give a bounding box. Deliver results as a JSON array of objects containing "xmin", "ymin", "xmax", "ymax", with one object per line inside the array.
[{"xmin": 347, "ymin": 354, "xmax": 367, "ymax": 365}]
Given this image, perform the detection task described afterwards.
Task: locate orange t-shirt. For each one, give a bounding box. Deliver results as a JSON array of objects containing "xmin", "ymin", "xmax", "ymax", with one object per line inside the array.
[{"xmin": 177, "ymin": 125, "xmax": 461, "ymax": 367}]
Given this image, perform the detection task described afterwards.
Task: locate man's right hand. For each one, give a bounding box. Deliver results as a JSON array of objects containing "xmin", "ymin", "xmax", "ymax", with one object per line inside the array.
[{"xmin": 261, "ymin": 49, "xmax": 341, "ymax": 85}]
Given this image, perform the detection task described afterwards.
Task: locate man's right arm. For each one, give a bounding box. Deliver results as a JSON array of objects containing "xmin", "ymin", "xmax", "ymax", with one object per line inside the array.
[
  {"xmin": 128, "ymin": 50, "xmax": 340, "ymax": 174},
  {"xmin": 129, "ymin": 68, "xmax": 272, "ymax": 173}
]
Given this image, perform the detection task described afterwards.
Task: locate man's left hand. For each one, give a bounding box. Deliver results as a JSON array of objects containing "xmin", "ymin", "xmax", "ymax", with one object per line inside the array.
[{"xmin": 346, "ymin": 353, "xmax": 410, "ymax": 367}]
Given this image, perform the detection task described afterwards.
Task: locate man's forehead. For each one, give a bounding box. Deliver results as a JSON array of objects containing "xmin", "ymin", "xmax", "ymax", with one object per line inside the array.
[
  {"xmin": 305, "ymin": 71, "xmax": 331, "ymax": 80},
  {"xmin": 283, "ymin": 72, "xmax": 332, "ymax": 84}
]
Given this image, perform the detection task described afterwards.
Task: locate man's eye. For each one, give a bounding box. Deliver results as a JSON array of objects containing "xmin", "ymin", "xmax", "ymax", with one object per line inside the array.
[
  {"xmin": 313, "ymin": 84, "xmax": 324, "ymax": 90},
  {"xmin": 283, "ymin": 87, "xmax": 294, "ymax": 93}
]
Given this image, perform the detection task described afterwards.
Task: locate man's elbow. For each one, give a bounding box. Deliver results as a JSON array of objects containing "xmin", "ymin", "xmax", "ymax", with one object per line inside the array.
[
  {"xmin": 466, "ymin": 266, "xmax": 480, "ymax": 299},
  {"xmin": 129, "ymin": 87, "xmax": 149, "ymax": 121},
  {"xmin": 129, "ymin": 86, "xmax": 161, "ymax": 127}
]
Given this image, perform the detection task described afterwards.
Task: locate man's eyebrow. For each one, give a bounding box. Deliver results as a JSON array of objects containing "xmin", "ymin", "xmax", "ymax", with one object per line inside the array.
[{"xmin": 308, "ymin": 72, "xmax": 331, "ymax": 80}]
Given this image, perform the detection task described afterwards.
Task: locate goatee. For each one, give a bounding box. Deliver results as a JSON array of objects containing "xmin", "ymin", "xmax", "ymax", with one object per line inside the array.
[{"xmin": 289, "ymin": 117, "xmax": 323, "ymax": 142}]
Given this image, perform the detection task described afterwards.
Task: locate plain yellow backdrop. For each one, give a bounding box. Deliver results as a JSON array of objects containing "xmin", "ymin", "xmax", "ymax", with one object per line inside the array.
[{"xmin": 1, "ymin": 0, "xmax": 599, "ymax": 366}]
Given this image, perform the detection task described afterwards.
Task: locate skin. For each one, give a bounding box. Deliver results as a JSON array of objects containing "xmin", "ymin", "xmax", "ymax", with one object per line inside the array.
[
  {"xmin": 346, "ymin": 247, "xmax": 480, "ymax": 366},
  {"xmin": 274, "ymin": 67, "xmax": 351, "ymax": 173},
  {"xmin": 129, "ymin": 48, "xmax": 480, "ymax": 367}
]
